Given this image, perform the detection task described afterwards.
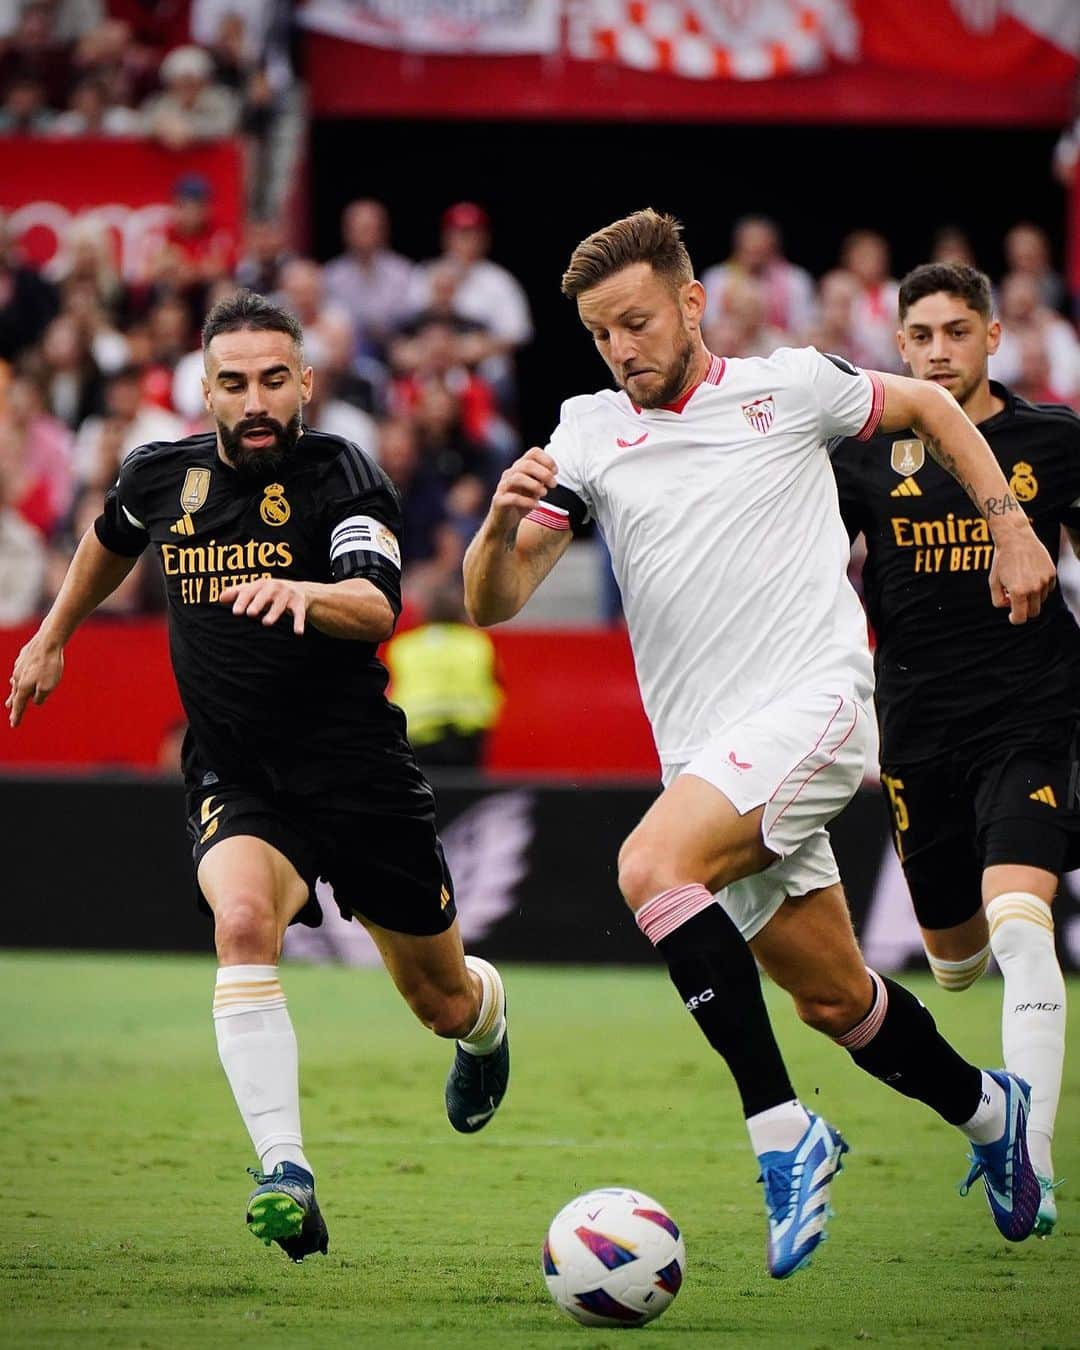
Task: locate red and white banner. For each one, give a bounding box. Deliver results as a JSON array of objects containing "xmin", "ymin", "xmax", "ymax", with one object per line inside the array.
[
  {"xmin": 569, "ymin": 1, "xmax": 857, "ymax": 81},
  {"xmin": 298, "ymin": 0, "xmax": 559, "ymax": 52},
  {"xmin": 0, "ymin": 138, "xmax": 244, "ymax": 282},
  {"xmin": 303, "ymin": 0, "xmax": 1079, "ymax": 122}
]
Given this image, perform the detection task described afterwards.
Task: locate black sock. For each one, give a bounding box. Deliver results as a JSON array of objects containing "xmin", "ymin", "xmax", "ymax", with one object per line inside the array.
[
  {"xmin": 841, "ymin": 973, "xmax": 982, "ymax": 1126},
  {"xmin": 656, "ymin": 906, "xmax": 797, "ymax": 1119}
]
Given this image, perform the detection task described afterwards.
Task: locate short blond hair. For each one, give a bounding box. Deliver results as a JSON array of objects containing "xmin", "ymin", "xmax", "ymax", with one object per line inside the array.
[{"xmin": 561, "ymin": 208, "xmax": 693, "ymax": 299}]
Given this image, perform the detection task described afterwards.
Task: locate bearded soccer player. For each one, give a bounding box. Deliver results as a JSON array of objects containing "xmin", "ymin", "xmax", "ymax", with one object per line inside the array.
[
  {"xmin": 831, "ymin": 262, "xmax": 1080, "ymax": 1237},
  {"xmin": 7, "ymin": 291, "xmax": 510, "ymax": 1262},
  {"xmin": 464, "ymin": 210, "xmax": 1055, "ymax": 1279}
]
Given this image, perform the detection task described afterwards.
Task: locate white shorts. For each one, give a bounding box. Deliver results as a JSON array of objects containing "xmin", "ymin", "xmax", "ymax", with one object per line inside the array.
[{"xmin": 662, "ymin": 690, "xmax": 872, "ymax": 941}]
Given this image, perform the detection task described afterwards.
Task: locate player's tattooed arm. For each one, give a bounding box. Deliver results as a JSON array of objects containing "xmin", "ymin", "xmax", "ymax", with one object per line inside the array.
[
  {"xmin": 465, "ymin": 447, "xmax": 571, "ymax": 625},
  {"xmin": 876, "ymin": 371, "xmax": 1055, "ymax": 623}
]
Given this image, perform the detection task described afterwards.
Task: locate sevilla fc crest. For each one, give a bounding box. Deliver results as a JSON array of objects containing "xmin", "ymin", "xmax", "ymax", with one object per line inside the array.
[{"xmin": 741, "ymin": 396, "xmax": 774, "ymax": 435}]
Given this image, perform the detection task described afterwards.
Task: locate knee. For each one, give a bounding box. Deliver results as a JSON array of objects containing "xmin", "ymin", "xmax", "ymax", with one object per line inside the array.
[
  {"xmin": 791, "ymin": 979, "xmax": 871, "ymax": 1038},
  {"xmin": 617, "ymin": 838, "xmax": 678, "ymax": 912},
  {"xmin": 409, "ymin": 986, "xmax": 475, "ymax": 1039},
  {"xmin": 214, "ymin": 894, "xmax": 280, "ymax": 965}
]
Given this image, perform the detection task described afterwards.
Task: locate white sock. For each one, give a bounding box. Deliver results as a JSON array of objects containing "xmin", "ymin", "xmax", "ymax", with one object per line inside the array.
[
  {"xmin": 961, "ymin": 1070, "xmax": 1007, "ymax": 1145},
  {"xmin": 458, "ymin": 956, "xmax": 506, "ymax": 1056},
  {"xmin": 746, "ymin": 1100, "xmax": 812, "ymax": 1156},
  {"xmin": 987, "ymin": 892, "xmax": 1066, "ymax": 1178},
  {"xmin": 213, "ymin": 964, "xmax": 312, "ymax": 1176},
  {"xmin": 925, "ymin": 944, "xmax": 990, "ymax": 992}
]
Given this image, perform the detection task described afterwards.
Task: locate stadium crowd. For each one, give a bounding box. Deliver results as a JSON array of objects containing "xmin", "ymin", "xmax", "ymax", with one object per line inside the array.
[{"xmin": 0, "ymin": 3, "xmax": 1077, "ymax": 628}]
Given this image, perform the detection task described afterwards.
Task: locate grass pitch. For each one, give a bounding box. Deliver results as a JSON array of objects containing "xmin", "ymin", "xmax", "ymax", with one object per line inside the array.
[{"xmin": 2, "ymin": 953, "xmax": 1078, "ymax": 1350}]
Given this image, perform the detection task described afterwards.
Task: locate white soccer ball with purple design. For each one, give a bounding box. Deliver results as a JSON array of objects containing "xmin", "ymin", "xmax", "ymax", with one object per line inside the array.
[{"xmin": 542, "ymin": 1186, "xmax": 686, "ymax": 1328}]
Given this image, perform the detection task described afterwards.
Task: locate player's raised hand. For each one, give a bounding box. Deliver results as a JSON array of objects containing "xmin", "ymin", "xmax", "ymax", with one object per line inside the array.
[
  {"xmin": 6, "ymin": 633, "xmax": 64, "ymax": 728},
  {"xmin": 219, "ymin": 578, "xmax": 308, "ymax": 635},
  {"xmin": 988, "ymin": 528, "xmax": 1056, "ymax": 625},
  {"xmin": 490, "ymin": 447, "xmax": 558, "ymax": 528}
]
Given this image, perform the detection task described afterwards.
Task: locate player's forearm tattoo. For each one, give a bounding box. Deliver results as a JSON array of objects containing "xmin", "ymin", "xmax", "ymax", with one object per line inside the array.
[
  {"xmin": 982, "ymin": 491, "xmax": 1022, "ymax": 517},
  {"xmin": 504, "ymin": 523, "xmax": 519, "ymax": 553},
  {"xmin": 922, "ymin": 434, "xmax": 978, "ymax": 513}
]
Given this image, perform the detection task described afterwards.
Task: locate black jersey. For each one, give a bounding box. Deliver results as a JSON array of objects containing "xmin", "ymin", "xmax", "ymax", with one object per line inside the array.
[
  {"xmin": 831, "ymin": 384, "xmax": 1080, "ymax": 765},
  {"xmin": 95, "ymin": 428, "xmax": 415, "ymax": 790}
]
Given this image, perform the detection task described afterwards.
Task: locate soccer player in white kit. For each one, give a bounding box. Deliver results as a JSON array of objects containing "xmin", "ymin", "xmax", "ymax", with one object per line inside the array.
[{"xmin": 464, "ymin": 210, "xmax": 1057, "ymax": 1278}]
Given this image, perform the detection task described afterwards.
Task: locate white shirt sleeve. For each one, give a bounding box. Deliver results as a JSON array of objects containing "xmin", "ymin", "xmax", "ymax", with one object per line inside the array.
[
  {"xmin": 526, "ymin": 400, "xmax": 594, "ymax": 530},
  {"xmin": 802, "ymin": 347, "xmax": 885, "ymax": 442}
]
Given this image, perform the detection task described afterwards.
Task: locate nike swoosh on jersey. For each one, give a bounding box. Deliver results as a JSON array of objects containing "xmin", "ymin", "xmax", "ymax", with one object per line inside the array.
[{"xmin": 616, "ymin": 433, "xmax": 649, "ymax": 448}]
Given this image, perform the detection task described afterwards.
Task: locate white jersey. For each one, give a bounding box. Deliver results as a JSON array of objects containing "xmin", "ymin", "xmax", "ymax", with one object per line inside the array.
[{"xmin": 527, "ymin": 347, "xmax": 884, "ymax": 768}]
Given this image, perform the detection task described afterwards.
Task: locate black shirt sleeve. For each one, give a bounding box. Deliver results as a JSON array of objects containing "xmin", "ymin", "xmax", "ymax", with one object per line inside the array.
[
  {"xmin": 323, "ymin": 441, "xmax": 404, "ymax": 617},
  {"xmin": 93, "ymin": 451, "xmax": 151, "ymax": 558}
]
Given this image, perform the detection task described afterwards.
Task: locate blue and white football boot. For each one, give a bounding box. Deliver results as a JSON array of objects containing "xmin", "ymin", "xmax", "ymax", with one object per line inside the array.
[
  {"xmin": 757, "ymin": 1113, "xmax": 849, "ymax": 1279},
  {"xmin": 958, "ymin": 1070, "xmax": 1041, "ymax": 1243},
  {"xmin": 245, "ymin": 1162, "xmax": 329, "ymax": 1262}
]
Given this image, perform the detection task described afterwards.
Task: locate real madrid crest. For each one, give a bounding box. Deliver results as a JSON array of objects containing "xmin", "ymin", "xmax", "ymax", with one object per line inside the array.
[
  {"xmin": 890, "ymin": 438, "xmax": 925, "ymax": 477},
  {"xmin": 1009, "ymin": 461, "xmax": 1038, "ymax": 503},
  {"xmin": 260, "ymin": 483, "xmax": 290, "ymax": 526},
  {"xmin": 180, "ymin": 467, "xmax": 211, "ymax": 513}
]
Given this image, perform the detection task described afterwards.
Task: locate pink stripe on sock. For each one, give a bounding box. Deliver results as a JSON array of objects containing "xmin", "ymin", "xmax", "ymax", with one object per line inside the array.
[
  {"xmin": 834, "ymin": 969, "xmax": 888, "ymax": 1051},
  {"xmin": 635, "ymin": 883, "xmax": 716, "ymax": 946}
]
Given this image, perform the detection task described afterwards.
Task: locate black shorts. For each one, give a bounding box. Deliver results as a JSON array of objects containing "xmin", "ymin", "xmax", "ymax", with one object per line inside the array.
[
  {"xmin": 186, "ymin": 777, "xmax": 457, "ymax": 937},
  {"xmin": 880, "ymin": 726, "xmax": 1080, "ymax": 932}
]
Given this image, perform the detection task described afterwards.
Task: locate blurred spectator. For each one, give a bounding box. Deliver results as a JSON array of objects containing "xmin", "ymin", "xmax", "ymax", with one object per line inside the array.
[
  {"xmin": 1, "ymin": 370, "xmax": 75, "ymax": 538},
  {"xmin": 141, "ymin": 43, "xmax": 239, "ymax": 149},
  {"xmin": 839, "ymin": 230, "xmax": 902, "ymax": 371},
  {"xmin": 990, "ymin": 273, "xmax": 1080, "ymax": 401},
  {"xmin": 70, "ymin": 16, "xmax": 156, "ymax": 111},
  {"xmin": 0, "ymin": 73, "xmax": 57, "ymax": 133},
  {"xmin": 1003, "ymin": 222, "xmax": 1066, "ymax": 312},
  {"xmin": 140, "ymin": 174, "xmax": 237, "ymax": 307},
  {"xmin": 275, "ymin": 257, "xmax": 353, "ymax": 368},
  {"xmin": 801, "ymin": 269, "xmax": 863, "ymax": 365},
  {"xmin": 376, "ymin": 417, "xmax": 446, "ymax": 565},
  {"xmin": 1011, "ymin": 332, "xmax": 1071, "ymax": 406},
  {"xmin": 392, "ymin": 260, "xmax": 496, "ymax": 370},
  {"xmin": 235, "ymin": 217, "xmax": 294, "ymax": 296},
  {"xmin": 930, "ymin": 225, "xmax": 977, "ymax": 267},
  {"xmin": 45, "ymin": 217, "xmax": 126, "ymax": 320},
  {"xmin": 59, "ymin": 280, "xmax": 129, "ymax": 375},
  {"xmin": 702, "ymin": 216, "xmax": 816, "ymax": 338},
  {"xmin": 306, "ymin": 339, "xmax": 378, "ymax": 452},
  {"xmin": 43, "ymin": 482, "xmax": 156, "ymax": 613},
  {"xmin": 0, "ymin": 1, "xmax": 72, "ymax": 108},
  {"xmin": 140, "ymin": 296, "xmax": 196, "ymax": 410},
  {"xmin": 407, "ymin": 202, "xmax": 533, "ymax": 397},
  {"xmin": 38, "ymin": 0, "xmax": 105, "ymax": 43},
  {"xmin": 411, "ymin": 379, "xmax": 501, "ymax": 495},
  {"xmin": 73, "ymin": 364, "xmax": 184, "ymax": 488},
  {"xmin": 0, "ymin": 449, "xmax": 47, "ymax": 626},
  {"xmin": 103, "ymin": 0, "xmax": 189, "ymax": 54},
  {"xmin": 38, "ymin": 312, "xmax": 105, "ymax": 428},
  {"xmin": 702, "ymin": 277, "xmax": 788, "ymax": 360},
  {"xmin": 391, "ymin": 319, "xmax": 517, "ymax": 467},
  {"xmin": 385, "ymin": 579, "xmax": 502, "ymax": 769},
  {"xmin": 310, "ymin": 310, "xmax": 381, "ymax": 418},
  {"xmin": 49, "ymin": 72, "xmax": 143, "ymax": 135},
  {"xmin": 323, "ymin": 199, "xmax": 416, "ymax": 355},
  {"xmin": 0, "ymin": 212, "xmax": 59, "ymax": 362}
]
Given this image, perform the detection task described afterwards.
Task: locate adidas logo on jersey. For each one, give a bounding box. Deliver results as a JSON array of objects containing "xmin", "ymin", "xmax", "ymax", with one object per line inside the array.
[
  {"xmin": 170, "ymin": 514, "xmax": 196, "ymax": 536},
  {"xmin": 890, "ymin": 477, "xmax": 922, "ymax": 497},
  {"xmin": 1029, "ymin": 785, "xmax": 1058, "ymax": 807}
]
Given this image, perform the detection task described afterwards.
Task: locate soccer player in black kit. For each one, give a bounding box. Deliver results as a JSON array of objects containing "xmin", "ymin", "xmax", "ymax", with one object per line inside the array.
[
  {"xmin": 7, "ymin": 291, "xmax": 510, "ymax": 1262},
  {"xmin": 832, "ymin": 263, "xmax": 1080, "ymax": 1236}
]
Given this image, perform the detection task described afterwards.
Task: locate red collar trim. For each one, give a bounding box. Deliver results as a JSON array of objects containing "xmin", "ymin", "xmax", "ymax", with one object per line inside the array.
[{"xmin": 629, "ymin": 352, "xmax": 725, "ymax": 416}]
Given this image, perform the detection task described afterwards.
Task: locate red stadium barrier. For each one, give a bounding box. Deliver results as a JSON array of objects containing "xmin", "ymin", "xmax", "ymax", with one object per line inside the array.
[
  {"xmin": 0, "ymin": 138, "xmax": 244, "ymax": 280},
  {"xmin": 0, "ymin": 619, "xmax": 660, "ymax": 778}
]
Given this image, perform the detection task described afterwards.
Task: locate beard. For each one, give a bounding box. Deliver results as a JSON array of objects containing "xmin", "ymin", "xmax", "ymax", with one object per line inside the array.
[
  {"xmin": 622, "ymin": 329, "xmax": 695, "ymax": 409},
  {"xmin": 217, "ymin": 410, "xmax": 303, "ymax": 482}
]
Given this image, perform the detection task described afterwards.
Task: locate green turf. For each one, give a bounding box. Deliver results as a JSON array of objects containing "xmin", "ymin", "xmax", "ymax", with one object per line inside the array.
[{"xmin": 2, "ymin": 954, "xmax": 1078, "ymax": 1349}]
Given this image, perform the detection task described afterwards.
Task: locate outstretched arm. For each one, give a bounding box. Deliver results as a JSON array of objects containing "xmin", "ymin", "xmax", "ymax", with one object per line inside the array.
[
  {"xmin": 463, "ymin": 447, "xmax": 574, "ymax": 626},
  {"xmin": 7, "ymin": 527, "xmax": 139, "ymax": 727},
  {"xmin": 875, "ymin": 372, "xmax": 1056, "ymax": 624}
]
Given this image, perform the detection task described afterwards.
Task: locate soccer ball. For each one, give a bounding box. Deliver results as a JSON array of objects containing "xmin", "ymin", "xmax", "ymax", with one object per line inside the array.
[{"xmin": 542, "ymin": 1187, "xmax": 686, "ymax": 1328}]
